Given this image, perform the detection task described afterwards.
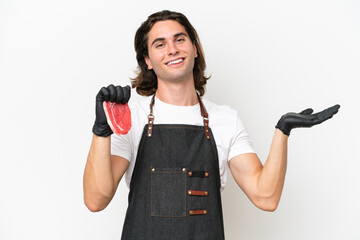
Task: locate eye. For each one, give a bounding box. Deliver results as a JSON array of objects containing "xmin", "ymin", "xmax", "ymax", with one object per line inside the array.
[
  {"xmin": 176, "ymin": 38, "xmax": 185, "ymax": 43},
  {"xmin": 155, "ymin": 43, "xmax": 165, "ymax": 48}
]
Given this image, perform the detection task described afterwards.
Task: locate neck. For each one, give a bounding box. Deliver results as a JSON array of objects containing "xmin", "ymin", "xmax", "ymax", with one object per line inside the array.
[{"xmin": 156, "ymin": 77, "xmax": 198, "ymax": 106}]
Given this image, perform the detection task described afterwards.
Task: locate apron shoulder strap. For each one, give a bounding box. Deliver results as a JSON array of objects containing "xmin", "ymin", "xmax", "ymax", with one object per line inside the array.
[
  {"xmin": 147, "ymin": 93, "xmax": 211, "ymax": 140},
  {"xmin": 196, "ymin": 93, "xmax": 210, "ymax": 139}
]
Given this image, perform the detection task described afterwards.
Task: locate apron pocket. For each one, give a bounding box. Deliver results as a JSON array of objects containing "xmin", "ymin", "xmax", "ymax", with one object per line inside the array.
[{"xmin": 150, "ymin": 167, "xmax": 187, "ymax": 217}]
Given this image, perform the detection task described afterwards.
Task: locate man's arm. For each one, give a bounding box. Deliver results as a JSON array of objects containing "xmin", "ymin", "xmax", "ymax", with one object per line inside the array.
[
  {"xmin": 83, "ymin": 84, "xmax": 131, "ymax": 212},
  {"xmin": 229, "ymin": 105, "xmax": 340, "ymax": 211},
  {"xmin": 83, "ymin": 134, "xmax": 129, "ymax": 212},
  {"xmin": 229, "ymin": 129, "xmax": 287, "ymax": 212}
]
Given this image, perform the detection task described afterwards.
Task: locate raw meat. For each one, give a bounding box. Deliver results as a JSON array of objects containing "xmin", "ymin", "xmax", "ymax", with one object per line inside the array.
[{"xmin": 103, "ymin": 101, "xmax": 131, "ymax": 135}]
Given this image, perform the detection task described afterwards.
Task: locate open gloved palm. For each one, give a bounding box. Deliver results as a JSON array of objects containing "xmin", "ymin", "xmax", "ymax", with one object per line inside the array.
[{"xmin": 275, "ymin": 104, "xmax": 340, "ymax": 136}]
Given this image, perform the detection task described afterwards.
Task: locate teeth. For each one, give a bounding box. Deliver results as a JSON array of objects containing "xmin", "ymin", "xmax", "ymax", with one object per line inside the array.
[{"xmin": 167, "ymin": 58, "xmax": 183, "ymax": 65}]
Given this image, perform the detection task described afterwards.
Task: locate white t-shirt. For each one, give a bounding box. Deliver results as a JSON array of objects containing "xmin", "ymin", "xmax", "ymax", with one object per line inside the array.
[{"xmin": 111, "ymin": 96, "xmax": 256, "ymax": 191}]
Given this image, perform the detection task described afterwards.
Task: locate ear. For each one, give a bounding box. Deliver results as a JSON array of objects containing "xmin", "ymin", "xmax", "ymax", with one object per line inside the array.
[
  {"xmin": 144, "ymin": 56, "xmax": 153, "ymax": 70},
  {"xmin": 193, "ymin": 44, "xmax": 198, "ymax": 58}
]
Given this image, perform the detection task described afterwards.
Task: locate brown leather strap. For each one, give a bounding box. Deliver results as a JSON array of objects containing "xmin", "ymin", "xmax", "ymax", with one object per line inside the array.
[
  {"xmin": 147, "ymin": 95, "xmax": 156, "ymax": 137},
  {"xmin": 188, "ymin": 171, "xmax": 209, "ymax": 178},
  {"xmin": 188, "ymin": 190, "xmax": 208, "ymax": 196},
  {"xmin": 196, "ymin": 93, "xmax": 210, "ymax": 140},
  {"xmin": 189, "ymin": 209, "xmax": 207, "ymax": 215},
  {"xmin": 147, "ymin": 93, "xmax": 210, "ymax": 139},
  {"xmin": 196, "ymin": 93, "xmax": 208, "ymax": 119}
]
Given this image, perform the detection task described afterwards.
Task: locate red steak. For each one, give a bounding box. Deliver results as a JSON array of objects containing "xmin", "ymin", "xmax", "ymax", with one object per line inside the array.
[{"xmin": 103, "ymin": 102, "xmax": 131, "ymax": 135}]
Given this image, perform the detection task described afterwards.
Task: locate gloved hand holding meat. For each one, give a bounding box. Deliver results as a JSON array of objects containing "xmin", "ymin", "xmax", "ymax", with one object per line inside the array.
[
  {"xmin": 275, "ymin": 104, "xmax": 340, "ymax": 136},
  {"xmin": 92, "ymin": 84, "xmax": 131, "ymax": 137}
]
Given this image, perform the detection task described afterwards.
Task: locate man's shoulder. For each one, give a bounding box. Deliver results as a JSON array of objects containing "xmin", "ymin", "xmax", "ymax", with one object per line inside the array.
[
  {"xmin": 202, "ymin": 98, "xmax": 238, "ymax": 119},
  {"xmin": 128, "ymin": 95, "xmax": 152, "ymax": 111}
]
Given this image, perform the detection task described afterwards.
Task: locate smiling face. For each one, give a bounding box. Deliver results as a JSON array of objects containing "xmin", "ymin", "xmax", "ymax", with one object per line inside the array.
[{"xmin": 145, "ymin": 20, "xmax": 198, "ymax": 84}]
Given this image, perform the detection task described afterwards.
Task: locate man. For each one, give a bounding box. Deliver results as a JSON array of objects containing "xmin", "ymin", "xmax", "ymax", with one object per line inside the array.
[{"xmin": 83, "ymin": 10, "xmax": 340, "ymax": 239}]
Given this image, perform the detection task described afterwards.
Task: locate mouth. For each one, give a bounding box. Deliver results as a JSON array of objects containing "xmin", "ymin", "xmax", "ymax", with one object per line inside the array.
[{"xmin": 166, "ymin": 58, "xmax": 185, "ymax": 66}]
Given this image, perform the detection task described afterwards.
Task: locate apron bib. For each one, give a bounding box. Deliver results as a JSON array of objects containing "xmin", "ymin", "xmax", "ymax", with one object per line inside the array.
[{"xmin": 121, "ymin": 94, "xmax": 225, "ymax": 240}]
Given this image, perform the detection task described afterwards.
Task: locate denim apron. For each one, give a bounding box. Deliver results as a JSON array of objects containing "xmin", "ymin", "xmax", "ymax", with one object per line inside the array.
[{"xmin": 121, "ymin": 94, "xmax": 225, "ymax": 240}]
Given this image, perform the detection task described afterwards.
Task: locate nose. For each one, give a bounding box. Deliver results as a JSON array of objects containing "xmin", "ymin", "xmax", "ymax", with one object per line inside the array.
[{"xmin": 167, "ymin": 41, "xmax": 179, "ymax": 55}]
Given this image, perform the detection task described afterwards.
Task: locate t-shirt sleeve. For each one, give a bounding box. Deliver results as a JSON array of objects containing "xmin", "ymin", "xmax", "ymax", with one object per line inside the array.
[
  {"xmin": 228, "ymin": 115, "xmax": 256, "ymax": 160},
  {"xmin": 111, "ymin": 130, "xmax": 132, "ymax": 162}
]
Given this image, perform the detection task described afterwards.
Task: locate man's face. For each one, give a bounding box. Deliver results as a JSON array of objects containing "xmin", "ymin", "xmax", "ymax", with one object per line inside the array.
[{"xmin": 145, "ymin": 20, "xmax": 198, "ymax": 84}]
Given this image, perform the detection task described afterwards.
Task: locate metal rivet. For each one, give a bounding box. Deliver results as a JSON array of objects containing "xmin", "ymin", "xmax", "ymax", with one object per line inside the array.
[
  {"xmin": 205, "ymin": 191, "xmax": 208, "ymax": 195},
  {"xmin": 182, "ymin": 168, "xmax": 186, "ymax": 172},
  {"xmin": 206, "ymin": 136, "xmax": 210, "ymax": 139},
  {"xmin": 149, "ymin": 127, "xmax": 152, "ymax": 129},
  {"xmin": 188, "ymin": 171, "xmax": 192, "ymax": 176},
  {"xmin": 189, "ymin": 211, "xmax": 193, "ymax": 215},
  {"xmin": 206, "ymin": 129, "xmax": 209, "ymax": 132},
  {"xmin": 204, "ymin": 210, "xmax": 207, "ymax": 214},
  {"xmin": 152, "ymin": 168, "xmax": 155, "ymax": 171},
  {"xmin": 188, "ymin": 191, "xmax": 192, "ymax": 195},
  {"xmin": 205, "ymin": 172, "xmax": 209, "ymax": 177},
  {"xmin": 149, "ymin": 121, "xmax": 152, "ymax": 124},
  {"xmin": 148, "ymin": 134, "xmax": 152, "ymax": 137}
]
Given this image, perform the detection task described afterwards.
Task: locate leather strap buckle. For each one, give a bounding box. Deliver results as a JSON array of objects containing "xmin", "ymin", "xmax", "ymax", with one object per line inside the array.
[{"xmin": 147, "ymin": 114, "xmax": 154, "ymax": 137}]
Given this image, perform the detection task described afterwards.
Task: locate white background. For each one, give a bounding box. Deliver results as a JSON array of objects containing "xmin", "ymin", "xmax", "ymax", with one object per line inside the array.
[{"xmin": 1, "ymin": 0, "xmax": 359, "ymax": 239}]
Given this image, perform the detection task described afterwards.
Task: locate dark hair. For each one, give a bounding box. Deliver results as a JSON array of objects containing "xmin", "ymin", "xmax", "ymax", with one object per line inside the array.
[{"xmin": 131, "ymin": 10, "xmax": 210, "ymax": 96}]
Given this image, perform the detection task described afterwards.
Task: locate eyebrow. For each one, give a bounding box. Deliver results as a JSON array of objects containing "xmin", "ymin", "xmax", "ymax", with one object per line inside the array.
[{"xmin": 150, "ymin": 32, "xmax": 189, "ymax": 47}]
